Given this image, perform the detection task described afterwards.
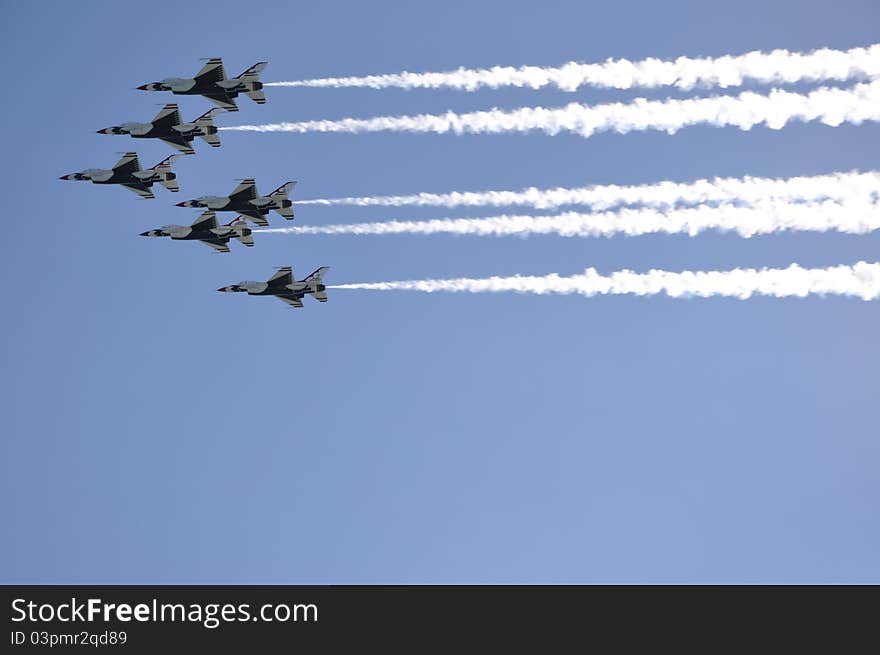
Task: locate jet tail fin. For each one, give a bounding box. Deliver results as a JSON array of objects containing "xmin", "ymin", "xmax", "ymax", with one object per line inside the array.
[
  {"xmin": 237, "ymin": 62, "xmax": 268, "ymax": 105},
  {"xmin": 229, "ymin": 218, "xmax": 254, "ymax": 247},
  {"xmin": 305, "ymin": 266, "xmax": 330, "ymax": 282},
  {"xmin": 238, "ymin": 61, "xmax": 268, "ymax": 80},
  {"xmin": 270, "ymin": 181, "xmax": 297, "ymax": 197},
  {"xmin": 159, "ymin": 177, "xmax": 180, "ymax": 193},
  {"xmin": 192, "ymin": 108, "xmax": 222, "ymax": 148},
  {"xmin": 198, "ymin": 132, "xmax": 221, "ymax": 147},
  {"xmin": 239, "ymin": 213, "xmax": 269, "ymax": 227},
  {"xmin": 245, "ymin": 89, "xmax": 266, "ymax": 105},
  {"xmin": 151, "ymin": 154, "xmax": 182, "ymax": 193},
  {"xmin": 305, "ymin": 266, "xmax": 330, "ymax": 302},
  {"xmin": 194, "ymin": 108, "xmax": 223, "ymax": 126},
  {"xmin": 270, "ymin": 181, "xmax": 296, "ymax": 220}
]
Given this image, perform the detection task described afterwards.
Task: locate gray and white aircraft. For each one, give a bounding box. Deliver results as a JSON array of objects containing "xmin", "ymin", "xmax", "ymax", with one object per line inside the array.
[
  {"xmin": 98, "ymin": 104, "xmax": 222, "ymax": 155},
  {"xmin": 59, "ymin": 152, "xmax": 181, "ymax": 199},
  {"xmin": 138, "ymin": 58, "xmax": 268, "ymax": 112},
  {"xmin": 176, "ymin": 178, "xmax": 296, "ymax": 225},
  {"xmin": 218, "ymin": 266, "xmax": 330, "ymax": 309},
  {"xmin": 140, "ymin": 211, "xmax": 253, "ymax": 253}
]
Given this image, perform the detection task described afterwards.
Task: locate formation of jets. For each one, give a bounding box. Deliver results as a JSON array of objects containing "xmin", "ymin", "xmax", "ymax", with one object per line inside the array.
[{"xmin": 61, "ymin": 57, "xmax": 329, "ymax": 313}]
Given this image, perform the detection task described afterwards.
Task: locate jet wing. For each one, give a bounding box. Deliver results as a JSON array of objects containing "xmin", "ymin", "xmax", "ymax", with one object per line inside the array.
[
  {"xmin": 267, "ymin": 266, "xmax": 293, "ymax": 287},
  {"xmin": 199, "ymin": 239, "xmax": 230, "ymax": 253},
  {"xmin": 121, "ymin": 183, "xmax": 155, "ymax": 199},
  {"xmin": 191, "ymin": 210, "xmax": 218, "ymax": 230},
  {"xmin": 159, "ymin": 136, "xmax": 195, "ymax": 154},
  {"xmin": 202, "ymin": 93, "xmax": 239, "ymax": 112},
  {"xmin": 194, "ymin": 57, "xmax": 226, "ymax": 85},
  {"xmin": 228, "ymin": 178, "xmax": 257, "ymax": 203},
  {"xmin": 112, "ymin": 152, "xmax": 141, "ymax": 175},
  {"xmin": 277, "ymin": 294, "xmax": 304, "ymax": 309},
  {"xmin": 151, "ymin": 103, "xmax": 181, "ymax": 129}
]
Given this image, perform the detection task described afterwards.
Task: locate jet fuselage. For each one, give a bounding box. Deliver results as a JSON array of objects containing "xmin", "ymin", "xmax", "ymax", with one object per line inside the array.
[
  {"xmin": 141, "ymin": 225, "xmax": 205, "ymax": 240},
  {"xmin": 101, "ymin": 122, "xmax": 217, "ymax": 141},
  {"xmin": 221, "ymin": 281, "xmax": 326, "ymax": 296},
  {"xmin": 140, "ymin": 77, "xmax": 259, "ymax": 99},
  {"xmin": 178, "ymin": 195, "xmax": 292, "ymax": 214},
  {"xmin": 61, "ymin": 168, "xmax": 168, "ymax": 187}
]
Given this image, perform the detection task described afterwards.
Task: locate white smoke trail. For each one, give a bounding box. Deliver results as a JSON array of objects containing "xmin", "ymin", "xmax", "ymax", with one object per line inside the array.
[
  {"xmin": 329, "ymin": 262, "xmax": 880, "ymax": 300},
  {"xmin": 221, "ymin": 80, "xmax": 880, "ymax": 139},
  {"xmin": 295, "ymin": 170, "xmax": 880, "ymax": 211},
  {"xmin": 257, "ymin": 199, "xmax": 880, "ymax": 239},
  {"xmin": 266, "ymin": 44, "xmax": 880, "ymax": 92}
]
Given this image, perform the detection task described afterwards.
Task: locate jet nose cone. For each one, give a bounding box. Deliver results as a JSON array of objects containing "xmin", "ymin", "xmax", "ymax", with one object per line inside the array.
[
  {"xmin": 139, "ymin": 231, "xmax": 151, "ymax": 237},
  {"xmin": 137, "ymin": 84, "xmax": 151, "ymax": 91},
  {"xmin": 59, "ymin": 175, "xmax": 72, "ymax": 180},
  {"xmin": 217, "ymin": 286, "xmax": 230, "ymax": 292},
  {"xmin": 175, "ymin": 201, "xmax": 190, "ymax": 207},
  {"xmin": 97, "ymin": 128, "xmax": 111, "ymax": 134}
]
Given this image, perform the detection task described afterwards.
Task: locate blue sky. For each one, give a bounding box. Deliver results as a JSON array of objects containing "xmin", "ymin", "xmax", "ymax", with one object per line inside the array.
[{"xmin": 2, "ymin": 0, "xmax": 879, "ymax": 583}]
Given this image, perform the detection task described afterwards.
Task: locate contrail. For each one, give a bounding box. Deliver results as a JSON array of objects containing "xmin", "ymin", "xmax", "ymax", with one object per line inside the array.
[
  {"xmin": 294, "ymin": 170, "xmax": 880, "ymax": 211},
  {"xmin": 329, "ymin": 262, "xmax": 880, "ymax": 300},
  {"xmin": 265, "ymin": 44, "xmax": 880, "ymax": 92},
  {"xmin": 257, "ymin": 199, "xmax": 880, "ymax": 239},
  {"xmin": 221, "ymin": 80, "xmax": 880, "ymax": 139}
]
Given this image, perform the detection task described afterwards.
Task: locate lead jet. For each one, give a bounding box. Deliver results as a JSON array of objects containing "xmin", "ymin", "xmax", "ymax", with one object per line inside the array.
[
  {"xmin": 97, "ymin": 104, "xmax": 222, "ymax": 155},
  {"xmin": 218, "ymin": 266, "xmax": 330, "ymax": 309},
  {"xmin": 59, "ymin": 152, "xmax": 181, "ymax": 199},
  {"xmin": 140, "ymin": 211, "xmax": 253, "ymax": 253},
  {"xmin": 137, "ymin": 58, "xmax": 268, "ymax": 112},
  {"xmin": 176, "ymin": 179, "xmax": 296, "ymax": 226}
]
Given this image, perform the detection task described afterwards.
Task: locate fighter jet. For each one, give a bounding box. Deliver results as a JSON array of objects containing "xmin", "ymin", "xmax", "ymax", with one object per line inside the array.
[
  {"xmin": 137, "ymin": 58, "xmax": 268, "ymax": 112},
  {"xmin": 177, "ymin": 179, "xmax": 296, "ymax": 226},
  {"xmin": 218, "ymin": 266, "xmax": 330, "ymax": 309},
  {"xmin": 59, "ymin": 152, "xmax": 181, "ymax": 199},
  {"xmin": 140, "ymin": 211, "xmax": 253, "ymax": 253},
  {"xmin": 97, "ymin": 104, "xmax": 223, "ymax": 155}
]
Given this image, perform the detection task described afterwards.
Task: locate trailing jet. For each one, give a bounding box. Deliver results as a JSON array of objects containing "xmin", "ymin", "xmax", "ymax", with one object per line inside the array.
[
  {"xmin": 177, "ymin": 179, "xmax": 296, "ymax": 226},
  {"xmin": 59, "ymin": 152, "xmax": 181, "ymax": 199},
  {"xmin": 218, "ymin": 266, "xmax": 330, "ymax": 309},
  {"xmin": 98, "ymin": 104, "xmax": 222, "ymax": 155},
  {"xmin": 140, "ymin": 211, "xmax": 253, "ymax": 253},
  {"xmin": 137, "ymin": 58, "xmax": 268, "ymax": 112}
]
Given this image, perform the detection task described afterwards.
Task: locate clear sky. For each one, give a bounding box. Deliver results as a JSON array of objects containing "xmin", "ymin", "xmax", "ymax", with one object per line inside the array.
[{"xmin": 2, "ymin": 0, "xmax": 879, "ymax": 583}]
